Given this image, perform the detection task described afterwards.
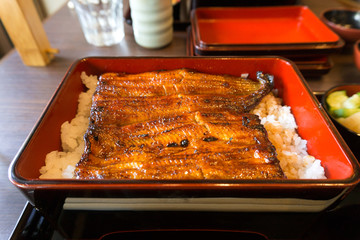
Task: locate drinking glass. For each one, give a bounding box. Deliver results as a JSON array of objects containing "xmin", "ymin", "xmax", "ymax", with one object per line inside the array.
[{"xmin": 71, "ymin": 0, "xmax": 124, "ymax": 47}]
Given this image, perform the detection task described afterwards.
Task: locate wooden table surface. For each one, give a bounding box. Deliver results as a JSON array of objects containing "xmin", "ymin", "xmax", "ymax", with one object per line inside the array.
[{"xmin": 0, "ymin": 1, "xmax": 359, "ymax": 239}]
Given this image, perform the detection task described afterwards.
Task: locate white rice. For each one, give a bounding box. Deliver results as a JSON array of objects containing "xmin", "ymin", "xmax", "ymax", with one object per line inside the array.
[
  {"xmin": 39, "ymin": 72, "xmax": 326, "ymax": 179},
  {"xmin": 39, "ymin": 72, "xmax": 97, "ymax": 179},
  {"xmin": 251, "ymin": 93, "xmax": 326, "ymax": 179}
]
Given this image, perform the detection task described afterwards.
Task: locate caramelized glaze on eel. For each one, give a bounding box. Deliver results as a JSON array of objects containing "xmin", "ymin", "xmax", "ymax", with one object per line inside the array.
[{"xmin": 75, "ymin": 69, "xmax": 285, "ymax": 180}]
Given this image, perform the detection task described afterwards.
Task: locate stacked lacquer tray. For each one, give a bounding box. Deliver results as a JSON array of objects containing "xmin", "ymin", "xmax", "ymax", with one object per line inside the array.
[{"xmin": 188, "ymin": 6, "xmax": 345, "ymax": 77}]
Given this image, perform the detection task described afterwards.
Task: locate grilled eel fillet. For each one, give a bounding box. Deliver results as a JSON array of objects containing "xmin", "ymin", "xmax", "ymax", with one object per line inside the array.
[{"xmin": 75, "ymin": 69, "xmax": 285, "ymax": 179}]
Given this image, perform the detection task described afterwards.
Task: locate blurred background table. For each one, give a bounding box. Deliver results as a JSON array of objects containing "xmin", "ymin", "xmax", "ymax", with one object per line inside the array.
[{"xmin": 0, "ymin": 0, "xmax": 359, "ymax": 239}]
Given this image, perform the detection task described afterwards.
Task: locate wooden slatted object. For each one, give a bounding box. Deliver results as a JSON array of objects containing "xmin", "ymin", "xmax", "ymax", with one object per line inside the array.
[{"xmin": 0, "ymin": 0, "xmax": 58, "ymax": 66}]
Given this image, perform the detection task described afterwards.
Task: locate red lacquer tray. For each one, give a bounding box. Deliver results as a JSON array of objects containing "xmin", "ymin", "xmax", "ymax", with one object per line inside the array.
[
  {"xmin": 8, "ymin": 57, "xmax": 360, "ymax": 218},
  {"xmin": 193, "ymin": 6, "xmax": 339, "ymax": 46},
  {"xmin": 186, "ymin": 27, "xmax": 333, "ymax": 77},
  {"xmin": 191, "ymin": 6, "xmax": 344, "ymax": 57}
]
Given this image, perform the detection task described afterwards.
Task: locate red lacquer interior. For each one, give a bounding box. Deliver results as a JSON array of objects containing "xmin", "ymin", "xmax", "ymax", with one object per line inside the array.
[
  {"xmin": 14, "ymin": 57, "xmax": 355, "ymax": 180},
  {"xmin": 194, "ymin": 6, "xmax": 339, "ymax": 46}
]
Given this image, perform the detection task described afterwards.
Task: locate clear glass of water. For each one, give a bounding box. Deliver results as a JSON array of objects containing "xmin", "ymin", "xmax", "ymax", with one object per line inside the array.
[{"xmin": 71, "ymin": 0, "xmax": 124, "ymax": 47}]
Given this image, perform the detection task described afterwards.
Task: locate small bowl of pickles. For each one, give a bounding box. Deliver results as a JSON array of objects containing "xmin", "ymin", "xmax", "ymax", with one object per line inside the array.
[{"xmin": 322, "ymin": 84, "xmax": 360, "ymax": 159}]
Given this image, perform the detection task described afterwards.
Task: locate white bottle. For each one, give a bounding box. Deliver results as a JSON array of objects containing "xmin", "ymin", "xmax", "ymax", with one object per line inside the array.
[{"xmin": 129, "ymin": 0, "xmax": 173, "ymax": 48}]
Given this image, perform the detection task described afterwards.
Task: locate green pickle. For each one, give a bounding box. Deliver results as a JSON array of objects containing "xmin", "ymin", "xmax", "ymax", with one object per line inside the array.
[
  {"xmin": 326, "ymin": 90, "xmax": 360, "ymax": 133},
  {"xmin": 343, "ymin": 93, "xmax": 360, "ymax": 109},
  {"xmin": 326, "ymin": 90, "xmax": 348, "ymax": 109},
  {"xmin": 333, "ymin": 108, "xmax": 360, "ymax": 118}
]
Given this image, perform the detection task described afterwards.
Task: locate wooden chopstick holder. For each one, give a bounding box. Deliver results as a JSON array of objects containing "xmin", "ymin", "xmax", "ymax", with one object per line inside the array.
[{"xmin": 0, "ymin": 0, "xmax": 58, "ymax": 66}]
